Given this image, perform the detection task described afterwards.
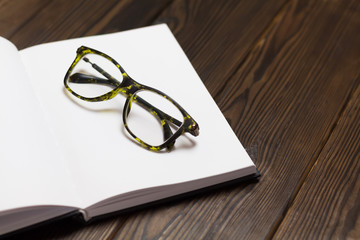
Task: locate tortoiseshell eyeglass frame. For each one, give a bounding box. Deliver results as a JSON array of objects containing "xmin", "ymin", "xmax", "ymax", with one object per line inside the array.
[{"xmin": 63, "ymin": 46, "xmax": 199, "ymax": 152}]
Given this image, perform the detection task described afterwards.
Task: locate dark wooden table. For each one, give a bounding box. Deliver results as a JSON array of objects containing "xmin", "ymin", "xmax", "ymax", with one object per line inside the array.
[{"xmin": 1, "ymin": 0, "xmax": 359, "ymax": 239}]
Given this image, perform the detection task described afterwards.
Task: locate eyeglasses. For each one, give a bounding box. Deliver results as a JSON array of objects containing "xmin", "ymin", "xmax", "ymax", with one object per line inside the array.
[{"xmin": 63, "ymin": 46, "xmax": 199, "ymax": 151}]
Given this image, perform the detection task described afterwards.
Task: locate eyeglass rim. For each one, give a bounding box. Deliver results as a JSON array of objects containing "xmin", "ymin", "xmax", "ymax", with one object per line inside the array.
[
  {"xmin": 63, "ymin": 46, "xmax": 127, "ymax": 102},
  {"xmin": 123, "ymin": 87, "xmax": 194, "ymax": 152}
]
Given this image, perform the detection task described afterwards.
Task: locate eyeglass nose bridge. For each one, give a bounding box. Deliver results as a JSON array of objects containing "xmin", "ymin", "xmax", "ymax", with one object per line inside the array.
[{"xmin": 116, "ymin": 75, "xmax": 143, "ymax": 97}]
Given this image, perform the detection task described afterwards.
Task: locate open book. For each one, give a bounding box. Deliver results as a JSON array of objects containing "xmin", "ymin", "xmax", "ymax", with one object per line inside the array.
[{"xmin": 0, "ymin": 24, "xmax": 257, "ymax": 236}]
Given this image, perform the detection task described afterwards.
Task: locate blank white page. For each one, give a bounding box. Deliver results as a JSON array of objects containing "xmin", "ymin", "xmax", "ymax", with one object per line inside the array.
[
  {"xmin": 0, "ymin": 37, "xmax": 81, "ymax": 211},
  {"xmin": 20, "ymin": 24, "xmax": 256, "ymax": 209}
]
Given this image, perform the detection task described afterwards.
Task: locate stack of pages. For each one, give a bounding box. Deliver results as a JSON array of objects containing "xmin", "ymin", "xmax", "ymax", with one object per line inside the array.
[{"xmin": 0, "ymin": 24, "xmax": 257, "ymax": 235}]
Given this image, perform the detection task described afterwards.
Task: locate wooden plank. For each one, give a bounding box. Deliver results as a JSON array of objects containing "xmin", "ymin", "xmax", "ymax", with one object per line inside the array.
[
  {"xmin": 273, "ymin": 79, "xmax": 360, "ymax": 239},
  {"xmin": 0, "ymin": 0, "xmax": 49, "ymax": 39},
  {"xmin": 5, "ymin": 0, "xmax": 173, "ymax": 50},
  {"xmin": 85, "ymin": 0, "xmax": 173, "ymax": 36},
  {"xmin": 5, "ymin": 0, "xmax": 119, "ymax": 49},
  {"xmin": 155, "ymin": 0, "xmax": 289, "ymax": 96},
  {"xmin": 110, "ymin": 0, "xmax": 360, "ymax": 239}
]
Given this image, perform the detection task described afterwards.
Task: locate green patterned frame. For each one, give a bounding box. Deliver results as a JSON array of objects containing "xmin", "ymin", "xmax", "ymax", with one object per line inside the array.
[{"xmin": 63, "ymin": 46, "xmax": 199, "ymax": 152}]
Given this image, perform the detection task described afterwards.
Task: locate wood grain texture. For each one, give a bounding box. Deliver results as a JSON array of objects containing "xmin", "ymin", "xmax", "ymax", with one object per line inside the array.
[
  {"xmin": 109, "ymin": 0, "xmax": 360, "ymax": 239},
  {"xmin": 212, "ymin": 0, "xmax": 360, "ymax": 238},
  {"xmin": 0, "ymin": 0, "xmax": 49, "ymax": 39},
  {"xmin": 2, "ymin": 0, "xmax": 173, "ymax": 49},
  {"xmin": 155, "ymin": 0, "xmax": 289, "ymax": 96},
  {"xmin": 274, "ymin": 79, "xmax": 360, "ymax": 239}
]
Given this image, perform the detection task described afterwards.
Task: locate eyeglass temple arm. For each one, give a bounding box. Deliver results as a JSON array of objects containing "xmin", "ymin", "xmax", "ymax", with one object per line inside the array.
[
  {"xmin": 69, "ymin": 73, "xmax": 181, "ymax": 148},
  {"xmin": 69, "ymin": 73, "xmax": 120, "ymax": 87},
  {"xmin": 73, "ymin": 58, "xmax": 182, "ymax": 148},
  {"xmin": 78, "ymin": 58, "xmax": 182, "ymax": 126},
  {"xmin": 69, "ymin": 73, "xmax": 183, "ymax": 127}
]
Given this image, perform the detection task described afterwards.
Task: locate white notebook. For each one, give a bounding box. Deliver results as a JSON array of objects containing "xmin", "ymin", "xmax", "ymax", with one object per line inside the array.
[{"xmin": 0, "ymin": 24, "xmax": 257, "ymax": 235}]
